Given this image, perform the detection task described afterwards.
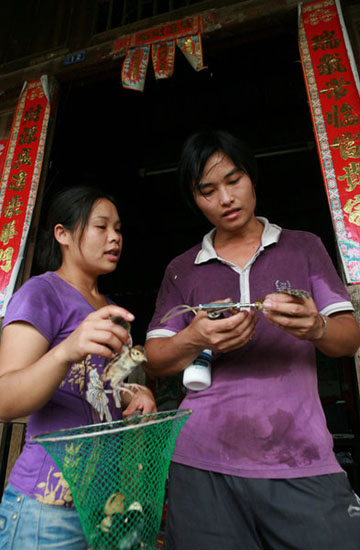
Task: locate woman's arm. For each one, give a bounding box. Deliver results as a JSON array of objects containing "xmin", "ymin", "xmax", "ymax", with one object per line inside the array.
[
  {"xmin": 0, "ymin": 322, "xmax": 70, "ymax": 420},
  {"xmin": 0, "ymin": 304, "xmax": 134, "ymax": 421}
]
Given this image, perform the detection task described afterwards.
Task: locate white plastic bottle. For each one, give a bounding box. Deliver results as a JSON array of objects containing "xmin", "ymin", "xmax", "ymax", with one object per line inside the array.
[{"xmin": 183, "ymin": 349, "xmax": 212, "ymax": 391}]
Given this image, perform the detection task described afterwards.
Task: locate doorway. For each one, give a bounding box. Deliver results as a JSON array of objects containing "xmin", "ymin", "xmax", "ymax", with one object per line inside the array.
[{"xmin": 36, "ymin": 16, "xmax": 336, "ymax": 340}]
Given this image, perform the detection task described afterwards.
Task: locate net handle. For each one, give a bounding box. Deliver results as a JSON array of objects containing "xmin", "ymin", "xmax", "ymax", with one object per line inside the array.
[{"xmin": 32, "ymin": 408, "xmax": 192, "ymax": 444}]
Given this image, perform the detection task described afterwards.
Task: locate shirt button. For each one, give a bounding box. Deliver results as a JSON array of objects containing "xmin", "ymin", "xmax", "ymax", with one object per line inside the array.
[
  {"xmin": 12, "ymin": 513, "xmax": 18, "ymax": 520},
  {"xmin": 16, "ymin": 496, "xmax": 22, "ymax": 503}
]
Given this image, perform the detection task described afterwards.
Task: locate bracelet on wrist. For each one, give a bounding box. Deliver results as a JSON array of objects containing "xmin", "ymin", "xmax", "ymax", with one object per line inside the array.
[{"xmin": 310, "ymin": 313, "xmax": 327, "ymax": 341}]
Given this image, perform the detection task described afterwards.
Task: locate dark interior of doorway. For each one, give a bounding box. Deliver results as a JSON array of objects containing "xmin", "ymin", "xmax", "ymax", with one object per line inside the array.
[
  {"xmin": 36, "ymin": 19, "xmax": 339, "ymax": 340},
  {"xmin": 33, "ymin": 12, "xmax": 360, "ymax": 478}
]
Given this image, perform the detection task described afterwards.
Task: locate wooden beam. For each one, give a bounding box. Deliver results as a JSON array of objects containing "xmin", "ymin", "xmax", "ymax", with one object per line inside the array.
[{"xmin": 0, "ymin": 0, "xmax": 300, "ymax": 106}]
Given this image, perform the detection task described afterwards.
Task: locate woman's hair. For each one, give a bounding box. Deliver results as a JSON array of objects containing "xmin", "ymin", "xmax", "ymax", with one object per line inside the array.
[
  {"xmin": 178, "ymin": 129, "xmax": 258, "ymax": 211},
  {"xmin": 36, "ymin": 185, "xmax": 119, "ymax": 272}
]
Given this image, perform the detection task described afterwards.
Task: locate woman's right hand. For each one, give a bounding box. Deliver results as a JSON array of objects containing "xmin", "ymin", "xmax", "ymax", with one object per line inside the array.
[{"xmin": 56, "ymin": 304, "xmax": 135, "ymax": 365}]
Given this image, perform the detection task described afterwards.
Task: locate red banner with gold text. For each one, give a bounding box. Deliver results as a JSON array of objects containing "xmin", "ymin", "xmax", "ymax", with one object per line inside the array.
[
  {"xmin": 299, "ymin": 0, "xmax": 360, "ymax": 284},
  {"xmin": 115, "ymin": 15, "xmax": 206, "ymax": 91},
  {"xmin": 121, "ymin": 46, "xmax": 150, "ymax": 92},
  {"xmin": 113, "ymin": 15, "xmax": 202, "ymax": 54},
  {"xmin": 152, "ymin": 41, "xmax": 175, "ymax": 80},
  {"xmin": 0, "ymin": 78, "xmax": 51, "ymax": 315}
]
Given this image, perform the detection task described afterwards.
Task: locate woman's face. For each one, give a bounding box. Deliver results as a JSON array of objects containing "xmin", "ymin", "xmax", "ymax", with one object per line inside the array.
[{"xmin": 69, "ymin": 198, "xmax": 122, "ymax": 276}]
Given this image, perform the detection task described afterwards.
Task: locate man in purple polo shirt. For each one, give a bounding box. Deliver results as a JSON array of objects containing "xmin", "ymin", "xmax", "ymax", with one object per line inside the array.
[{"xmin": 145, "ymin": 130, "xmax": 360, "ymax": 549}]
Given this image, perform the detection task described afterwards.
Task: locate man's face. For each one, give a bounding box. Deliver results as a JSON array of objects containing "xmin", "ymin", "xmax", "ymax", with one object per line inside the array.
[{"xmin": 193, "ymin": 152, "xmax": 257, "ymax": 236}]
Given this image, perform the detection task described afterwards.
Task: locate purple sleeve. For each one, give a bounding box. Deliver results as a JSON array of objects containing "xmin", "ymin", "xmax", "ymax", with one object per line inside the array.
[
  {"xmin": 307, "ymin": 234, "xmax": 353, "ymax": 313},
  {"xmin": 3, "ymin": 276, "xmax": 64, "ymax": 344},
  {"xmin": 147, "ymin": 263, "xmax": 190, "ymax": 335}
]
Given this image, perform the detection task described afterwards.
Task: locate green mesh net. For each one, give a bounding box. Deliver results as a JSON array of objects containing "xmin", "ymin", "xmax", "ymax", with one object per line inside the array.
[{"xmin": 32, "ymin": 409, "xmax": 191, "ymax": 550}]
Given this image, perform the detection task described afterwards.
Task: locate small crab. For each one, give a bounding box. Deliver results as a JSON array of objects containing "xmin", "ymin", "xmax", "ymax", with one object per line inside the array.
[
  {"xmin": 161, "ymin": 289, "xmax": 310, "ymax": 322},
  {"xmin": 98, "ymin": 493, "xmax": 144, "ymax": 549}
]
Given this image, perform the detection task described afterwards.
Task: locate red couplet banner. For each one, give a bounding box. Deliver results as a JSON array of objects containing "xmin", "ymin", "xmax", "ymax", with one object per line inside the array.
[
  {"xmin": 299, "ymin": 0, "xmax": 360, "ymax": 284},
  {"xmin": 0, "ymin": 78, "xmax": 51, "ymax": 316}
]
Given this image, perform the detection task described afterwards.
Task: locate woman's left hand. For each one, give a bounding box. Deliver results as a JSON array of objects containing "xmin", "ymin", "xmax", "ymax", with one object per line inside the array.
[
  {"xmin": 122, "ymin": 385, "xmax": 157, "ymax": 417},
  {"xmin": 262, "ymin": 292, "xmax": 325, "ymax": 340}
]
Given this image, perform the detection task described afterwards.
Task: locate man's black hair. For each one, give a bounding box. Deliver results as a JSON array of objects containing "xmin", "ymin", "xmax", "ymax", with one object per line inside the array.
[{"xmin": 178, "ymin": 129, "xmax": 258, "ymax": 211}]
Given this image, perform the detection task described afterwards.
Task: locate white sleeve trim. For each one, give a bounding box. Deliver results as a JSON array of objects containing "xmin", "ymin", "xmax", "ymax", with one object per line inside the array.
[
  {"xmin": 146, "ymin": 328, "xmax": 177, "ymax": 341},
  {"xmin": 321, "ymin": 301, "xmax": 354, "ymax": 316}
]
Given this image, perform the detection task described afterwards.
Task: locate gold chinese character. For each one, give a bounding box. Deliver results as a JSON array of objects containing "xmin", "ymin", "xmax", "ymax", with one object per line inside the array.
[
  {"xmin": 304, "ymin": 8, "xmax": 335, "ymax": 26},
  {"xmin": 344, "ymin": 195, "xmax": 360, "ymax": 226},
  {"xmin": 152, "ymin": 28, "xmax": 164, "ymax": 39},
  {"xmin": 326, "ymin": 103, "xmax": 359, "ymax": 129},
  {"xmin": 183, "ymin": 37, "xmax": 195, "ymax": 56},
  {"xmin": 19, "ymin": 126, "xmax": 38, "ymax": 145},
  {"xmin": 129, "ymin": 50, "xmax": 145, "ymax": 80},
  {"xmin": 23, "ymin": 104, "xmax": 42, "ymax": 123},
  {"xmin": 320, "ymin": 77, "xmax": 350, "ymax": 100},
  {"xmin": 156, "ymin": 43, "xmax": 169, "ymax": 71},
  {"xmin": 9, "ymin": 170, "xmax": 27, "ymax": 190},
  {"xmin": 0, "ymin": 246, "xmax": 14, "ymax": 272},
  {"xmin": 0, "ymin": 220, "xmax": 18, "ymax": 245},
  {"xmin": 165, "ymin": 23, "xmax": 178, "ymax": 34},
  {"xmin": 178, "ymin": 19, "xmax": 193, "ymax": 32},
  {"xmin": 13, "ymin": 148, "xmax": 32, "ymax": 169},
  {"xmin": 312, "ymin": 30, "xmax": 340, "ymax": 51},
  {"xmin": 332, "ymin": 134, "xmax": 360, "ymax": 160},
  {"xmin": 318, "ymin": 53, "xmax": 346, "ymax": 75},
  {"xmin": 3, "ymin": 195, "xmax": 23, "ymax": 217},
  {"xmin": 137, "ymin": 31, "xmax": 150, "ymax": 42},
  {"xmin": 28, "ymin": 84, "xmax": 44, "ymax": 101},
  {"xmin": 338, "ymin": 162, "xmax": 360, "ymax": 192}
]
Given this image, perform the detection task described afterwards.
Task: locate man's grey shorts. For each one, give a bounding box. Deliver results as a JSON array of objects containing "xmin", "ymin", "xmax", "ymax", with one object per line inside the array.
[{"xmin": 164, "ymin": 462, "xmax": 360, "ymax": 550}]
